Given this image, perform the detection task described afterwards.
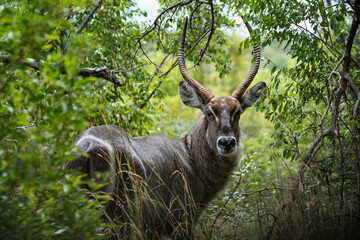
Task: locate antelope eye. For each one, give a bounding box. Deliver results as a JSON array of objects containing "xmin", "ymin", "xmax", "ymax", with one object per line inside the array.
[
  {"xmin": 206, "ymin": 109, "xmax": 214, "ymax": 118},
  {"xmin": 232, "ymin": 107, "xmax": 241, "ymax": 121},
  {"xmin": 234, "ymin": 109, "xmax": 240, "ymax": 117}
]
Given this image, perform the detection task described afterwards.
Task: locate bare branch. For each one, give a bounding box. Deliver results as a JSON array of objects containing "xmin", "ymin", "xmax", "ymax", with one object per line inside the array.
[
  {"xmin": 195, "ymin": 0, "xmax": 215, "ymax": 65},
  {"xmin": 134, "ymin": 0, "xmax": 215, "ymax": 79},
  {"xmin": 78, "ymin": 67, "xmax": 122, "ymax": 86},
  {"xmin": 292, "ymin": 22, "xmax": 340, "ymax": 57},
  {"xmin": 146, "ymin": 54, "xmax": 171, "ymax": 90},
  {"xmin": 74, "ymin": 4, "xmax": 91, "ymax": 28},
  {"xmin": 343, "ymin": 0, "xmax": 360, "ymax": 217},
  {"xmin": 189, "ymin": 1, "xmax": 206, "ymax": 26},
  {"xmin": 138, "ymin": 53, "xmax": 171, "ymax": 109},
  {"xmin": 1, "ymin": 53, "xmax": 123, "ymax": 86},
  {"xmin": 136, "ymin": 0, "xmax": 195, "ymax": 44},
  {"xmin": 263, "ymin": 202, "xmax": 288, "ymax": 240},
  {"xmin": 4, "ymin": 139, "xmax": 18, "ymax": 144},
  {"xmin": 1, "ymin": 53, "xmax": 40, "ymax": 70},
  {"xmin": 138, "ymin": 43, "xmax": 158, "ymax": 67},
  {"xmin": 241, "ymin": 186, "xmax": 295, "ymax": 196},
  {"xmin": 112, "ymin": 63, "xmax": 148, "ymax": 73},
  {"xmin": 76, "ymin": 0, "xmax": 103, "ymax": 34},
  {"xmin": 353, "ymin": 99, "xmax": 360, "ymax": 195},
  {"xmin": 158, "ymin": 28, "xmax": 211, "ymax": 79},
  {"xmin": 210, "ymin": 175, "xmax": 243, "ymax": 237},
  {"xmin": 319, "ymin": 56, "xmax": 344, "ymax": 126}
]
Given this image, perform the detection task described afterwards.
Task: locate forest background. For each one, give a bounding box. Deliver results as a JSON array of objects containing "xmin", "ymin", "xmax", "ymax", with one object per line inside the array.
[{"xmin": 1, "ymin": 0, "xmax": 359, "ymax": 239}]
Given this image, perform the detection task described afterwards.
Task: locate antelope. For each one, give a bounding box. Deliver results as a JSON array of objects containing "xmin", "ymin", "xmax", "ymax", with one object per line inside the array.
[{"xmin": 65, "ymin": 18, "xmax": 266, "ymax": 239}]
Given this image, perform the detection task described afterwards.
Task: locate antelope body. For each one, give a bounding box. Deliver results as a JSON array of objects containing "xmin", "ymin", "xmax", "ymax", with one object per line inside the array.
[{"xmin": 66, "ymin": 19, "xmax": 266, "ymax": 239}]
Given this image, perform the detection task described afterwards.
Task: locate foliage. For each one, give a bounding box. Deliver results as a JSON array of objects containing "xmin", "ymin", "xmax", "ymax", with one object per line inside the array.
[
  {"xmin": 201, "ymin": 0, "xmax": 360, "ymax": 239},
  {"xmin": 153, "ymin": 0, "xmax": 360, "ymax": 239},
  {"xmin": 0, "ymin": 0, "xmax": 162, "ymax": 238},
  {"xmin": 1, "ymin": 0, "xmax": 359, "ymax": 239}
]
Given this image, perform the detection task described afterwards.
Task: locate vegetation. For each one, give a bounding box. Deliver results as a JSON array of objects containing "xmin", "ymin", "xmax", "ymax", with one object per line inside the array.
[{"xmin": 1, "ymin": 0, "xmax": 359, "ymax": 239}]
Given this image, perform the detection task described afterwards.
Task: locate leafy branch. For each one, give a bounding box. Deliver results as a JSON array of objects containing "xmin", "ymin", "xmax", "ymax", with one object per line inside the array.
[{"xmin": 263, "ymin": 2, "xmax": 360, "ymax": 238}]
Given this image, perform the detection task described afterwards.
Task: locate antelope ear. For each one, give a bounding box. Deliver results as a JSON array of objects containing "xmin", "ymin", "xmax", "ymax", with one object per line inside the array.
[
  {"xmin": 239, "ymin": 82, "xmax": 267, "ymax": 112},
  {"xmin": 178, "ymin": 81, "xmax": 206, "ymax": 112}
]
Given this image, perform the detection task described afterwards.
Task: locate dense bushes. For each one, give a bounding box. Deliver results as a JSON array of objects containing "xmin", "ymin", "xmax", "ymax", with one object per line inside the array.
[{"xmin": 1, "ymin": 0, "xmax": 359, "ymax": 239}]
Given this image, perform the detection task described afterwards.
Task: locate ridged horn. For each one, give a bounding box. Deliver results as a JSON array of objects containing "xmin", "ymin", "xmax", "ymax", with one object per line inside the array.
[
  {"xmin": 231, "ymin": 20, "xmax": 261, "ymax": 100},
  {"xmin": 178, "ymin": 17, "xmax": 214, "ymax": 103}
]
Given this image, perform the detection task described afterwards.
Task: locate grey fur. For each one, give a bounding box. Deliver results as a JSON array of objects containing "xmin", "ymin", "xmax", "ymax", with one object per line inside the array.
[
  {"xmin": 239, "ymin": 82, "xmax": 267, "ymax": 113},
  {"xmin": 66, "ymin": 27, "xmax": 266, "ymax": 238},
  {"xmin": 179, "ymin": 81, "xmax": 206, "ymax": 112},
  {"xmin": 65, "ymin": 79, "xmax": 265, "ymax": 239}
]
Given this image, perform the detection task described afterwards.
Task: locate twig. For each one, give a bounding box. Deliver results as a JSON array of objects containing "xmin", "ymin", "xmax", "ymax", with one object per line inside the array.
[
  {"xmin": 292, "ymin": 22, "xmax": 340, "ymax": 57},
  {"xmin": 136, "ymin": 0, "xmax": 195, "ymax": 44},
  {"xmin": 4, "ymin": 139, "xmax": 18, "ymax": 143},
  {"xmin": 146, "ymin": 54, "xmax": 171, "ymax": 90},
  {"xmin": 138, "ymin": 53, "xmax": 171, "ymax": 109},
  {"xmin": 241, "ymin": 186, "xmax": 294, "ymax": 196},
  {"xmin": 353, "ymin": 98, "xmax": 360, "ymax": 210},
  {"xmin": 74, "ymin": 4, "xmax": 91, "ymax": 28},
  {"xmin": 13, "ymin": 122, "xmax": 38, "ymax": 132},
  {"xmin": 112, "ymin": 63, "xmax": 148, "ymax": 73},
  {"xmin": 134, "ymin": 0, "xmax": 197, "ymax": 70},
  {"xmin": 209, "ymin": 176, "xmax": 242, "ymax": 237},
  {"xmin": 263, "ymin": 202, "xmax": 288, "ymax": 240},
  {"xmin": 293, "ymin": 21, "xmax": 360, "ymax": 68},
  {"xmin": 135, "ymin": 0, "xmax": 214, "ymax": 78},
  {"xmin": 195, "ymin": 0, "xmax": 215, "ymax": 65},
  {"xmin": 294, "ymin": 55, "xmax": 344, "ymax": 140},
  {"xmin": 318, "ymin": 56, "xmax": 344, "ymax": 126},
  {"xmin": 189, "ymin": 0, "xmax": 210, "ymax": 29},
  {"xmin": 319, "ymin": 0, "xmax": 334, "ymax": 49},
  {"xmin": 158, "ymin": 28, "xmax": 211, "ymax": 78},
  {"xmin": 139, "ymin": 80, "xmax": 163, "ymax": 110},
  {"xmin": 138, "ymin": 43, "xmax": 158, "ymax": 67},
  {"xmin": 110, "ymin": 28, "xmax": 119, "ymax": 69},
  {"xmin": 76, "ymin": 0, "xmax": 103, "ymax": 34}
]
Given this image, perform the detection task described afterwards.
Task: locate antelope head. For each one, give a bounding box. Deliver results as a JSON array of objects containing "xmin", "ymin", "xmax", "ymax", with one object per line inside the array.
[{"xmin": 178, "ymin": 18, "xmax": 266, "ymax": 156}]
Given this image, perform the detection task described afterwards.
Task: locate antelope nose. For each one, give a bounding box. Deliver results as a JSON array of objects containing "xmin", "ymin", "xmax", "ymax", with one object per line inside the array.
[{"xmin": 217, "ymin": 137, "xmax": 236, "ymax": 152}]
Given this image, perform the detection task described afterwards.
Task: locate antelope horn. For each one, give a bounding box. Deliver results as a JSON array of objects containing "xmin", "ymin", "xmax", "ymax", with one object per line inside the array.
[
  {"xmin": 231, "ymin": 20, "xmax": 261, "ymax": 100},
  {"xmin": 178, "ymin": 17, "xmax": 214, "ymax": 103}
]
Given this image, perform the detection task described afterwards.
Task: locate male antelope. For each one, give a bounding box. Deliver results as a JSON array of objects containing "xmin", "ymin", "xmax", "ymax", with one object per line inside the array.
[{"xmin": 66, "ymin": 19, "xmax": 266, "ymax": 239}]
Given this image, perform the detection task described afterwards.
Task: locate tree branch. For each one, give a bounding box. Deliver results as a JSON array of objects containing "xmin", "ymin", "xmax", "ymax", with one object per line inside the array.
[
  {"xmin": 78, "ymin": 67, "xmax": 122, "ymax": 86},
  {"xmin": 112, "ymin": 63, "xmax": 148, "ymax": 73},
  {"xmin": 138, "ymin": 54, "xmax": 171, "ymax": 109},
  {"xmin": 195, "ymin": 0, "xmax": 215, "ymax": 65},
  {"xmin": 135, "ymin": 0, "xmax": 195, "ymax": 44},
  {"xmin": 76, "ymin": 0, "xmax": 102, "ymax": 34},
  {"xmin": 1, "ymin": 53, "xmax": 123, "ymax": 87},
  {"xmin": 158, "ymin": 27, "xmax": 211, "ymax": 78}
]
